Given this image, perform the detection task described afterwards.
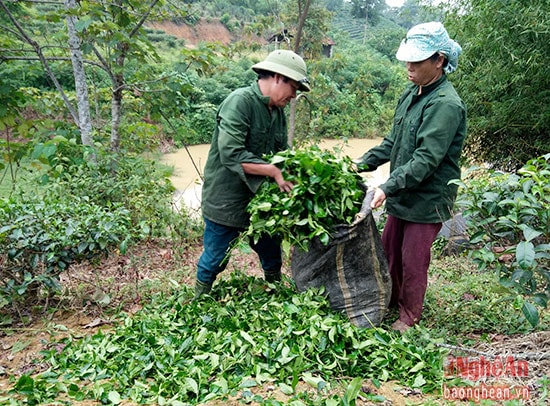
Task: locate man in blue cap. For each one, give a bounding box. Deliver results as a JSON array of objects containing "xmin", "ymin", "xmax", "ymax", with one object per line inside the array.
[
  {"xmin": 194, "ymin": 50, "xmax": 310, "ymax": 298},
  {"xmin": 355, "ymin": 22, "xmax": 467, "ymax": 332}
]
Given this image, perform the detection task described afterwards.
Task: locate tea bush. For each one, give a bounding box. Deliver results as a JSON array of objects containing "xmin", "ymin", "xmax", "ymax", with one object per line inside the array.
[
  {"xmin": 452, "ymin": 153, "xmax": 550, "ymax": 326},
  {"xmin": 0, "ymin": 195, "xmax": 132, "ymax": 312},
  {"xmin": 0, "ymin": 138, "xmax": 194, "ymax": 316}
]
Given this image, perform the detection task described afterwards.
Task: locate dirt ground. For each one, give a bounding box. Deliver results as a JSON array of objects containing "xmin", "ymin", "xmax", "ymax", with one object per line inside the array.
[
  {"xmin": 147, "ymin": 19, "xmax": 262, "ymax": 48},
  {"xmin": 148, "ymin": 20, "xmax": 234, "ymax": 46}
]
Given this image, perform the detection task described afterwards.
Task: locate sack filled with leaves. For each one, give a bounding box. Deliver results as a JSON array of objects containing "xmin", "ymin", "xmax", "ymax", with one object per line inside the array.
[
  {"xmin": 246, "ymin": 146, "xmax": 391, "ymax": 327},
  {"xmin": 246, "ymin": 145, "xmax": 366, "ymax": 252},
  {"xmin": 291, "ymin": 190, "xmax": 391, "ymax": 327}
]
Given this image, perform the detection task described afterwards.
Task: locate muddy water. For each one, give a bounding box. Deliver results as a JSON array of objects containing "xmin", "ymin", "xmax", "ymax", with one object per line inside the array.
[{"xmin": 161, "ymin": 138, "xmax": 390, "ymax": 213}]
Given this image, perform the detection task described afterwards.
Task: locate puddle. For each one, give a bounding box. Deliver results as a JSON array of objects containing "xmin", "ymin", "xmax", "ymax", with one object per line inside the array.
[{"xmin": 161, "ymin": 138, "xmax": 390, "ymax": 214}]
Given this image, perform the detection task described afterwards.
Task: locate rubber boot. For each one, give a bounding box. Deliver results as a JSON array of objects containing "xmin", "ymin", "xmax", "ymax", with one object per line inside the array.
[
  {"xmin": 194, "ymin": 279, "xmax": 212, "ymax": 299},
  {"xmin": 264, "ymin": 270, "xmax": 281, "ymax": 283}
]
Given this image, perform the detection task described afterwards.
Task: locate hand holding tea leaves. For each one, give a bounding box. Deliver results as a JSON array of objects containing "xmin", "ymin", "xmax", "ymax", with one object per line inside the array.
[{"xmin": 246, "ymin": 145, "xmax": 366, "ymax": 251}]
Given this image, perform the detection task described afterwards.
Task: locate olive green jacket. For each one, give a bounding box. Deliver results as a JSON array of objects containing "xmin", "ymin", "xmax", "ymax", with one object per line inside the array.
[
  {"xmin": 357, "ymin": 75, "xmax": 466, "ymax": 223},
  {"xmin": 201, "ymin": 82, "xmax": 288, "ymax": 228}
]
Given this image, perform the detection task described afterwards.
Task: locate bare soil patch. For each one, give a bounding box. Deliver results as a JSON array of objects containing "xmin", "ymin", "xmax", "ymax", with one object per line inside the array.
[{"xmin": 148, "ymin": 20, "xmax": 234, "ymax": 46}]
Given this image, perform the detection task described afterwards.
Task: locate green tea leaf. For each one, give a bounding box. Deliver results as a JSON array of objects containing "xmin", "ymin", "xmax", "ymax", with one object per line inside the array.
[
  {"xmin": 516, "ymin": 241, "xmax": 535, "ymax": 269},
  {"xmin": 521, "ymin": 301, "xmax": 539, "ymax": 327}
]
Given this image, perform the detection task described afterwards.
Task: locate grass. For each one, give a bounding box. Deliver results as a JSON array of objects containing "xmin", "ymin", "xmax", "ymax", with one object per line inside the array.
[{"xmin": 423, "ymin": 255, "xmax": 549, "ymax": 340}]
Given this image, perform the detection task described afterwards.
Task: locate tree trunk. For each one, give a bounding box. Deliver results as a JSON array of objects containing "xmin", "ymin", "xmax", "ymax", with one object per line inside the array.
[
  {"xmin": 107, "ymin": 0, "xmax": 159, "ymax": 153},
  {"xmin": 65, "ymin": 0, "xmax": 93, "ymax": 147},
  {"xmin": 288, "ymin": 0, "xmax": 311, "ymax": 147},
  {"xmin": 110, "ymin": 74, "xmax": 124, "ymax": 153}
]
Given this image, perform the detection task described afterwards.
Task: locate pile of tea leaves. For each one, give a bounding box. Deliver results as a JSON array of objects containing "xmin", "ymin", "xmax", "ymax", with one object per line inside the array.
[{"xmin": 246, "ymin": 145, "xmax": 366, "ymax": 251}]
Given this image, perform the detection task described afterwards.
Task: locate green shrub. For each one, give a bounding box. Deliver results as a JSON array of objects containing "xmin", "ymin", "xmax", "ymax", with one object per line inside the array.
[
  {"xmin": 447, "ymin": 0, "xmax": 550, "ymax": 170},
  {"xmin": 452, "ymin": 153, "xmax": 550, "ymax": 326},
  {"xmin": 29, "ymin": 137, "xmax": 182, "ymax": 237},
  {"xmin": 0, "ymin": 195, "xmax": 132, "ymax": 310},
  {"xmin": 0, "ymin": 138, "xmax": 197, "ymax": 314}
]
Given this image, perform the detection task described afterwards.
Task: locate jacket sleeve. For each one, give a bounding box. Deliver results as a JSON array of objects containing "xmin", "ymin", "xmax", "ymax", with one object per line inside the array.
[
  {"xmin": 356, "ymin": 135, "xmax": 393, "ymax": 172},
  {"xmin": 216, "ymin": 93, "xmax": 267, "ymax": 191}
]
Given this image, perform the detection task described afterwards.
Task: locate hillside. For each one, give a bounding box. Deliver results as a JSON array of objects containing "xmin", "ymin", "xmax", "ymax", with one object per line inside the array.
[{"xmin": 148, "ymin": 20, "xmax": 240, "ymax": 46}]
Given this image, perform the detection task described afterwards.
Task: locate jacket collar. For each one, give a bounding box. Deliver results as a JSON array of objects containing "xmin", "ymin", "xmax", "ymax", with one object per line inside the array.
[{"xmin": 415, "ymin": 74, "xmax": 447, "ymax": 96}]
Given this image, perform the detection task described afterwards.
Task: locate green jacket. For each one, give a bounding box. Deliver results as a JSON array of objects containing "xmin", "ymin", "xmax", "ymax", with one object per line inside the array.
[
  {"xmin": 357, "ymin": 75, "xmax": 466, "ymax": 223},
  {"xmin": 201, "ymin": 81, "xmax": 288, "ymax": 228}
]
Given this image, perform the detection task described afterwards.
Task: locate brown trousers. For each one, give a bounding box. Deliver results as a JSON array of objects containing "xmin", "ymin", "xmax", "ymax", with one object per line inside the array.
[{"xmin": 382, "ymin": 215, "xmax": 442, "ymax": 326}]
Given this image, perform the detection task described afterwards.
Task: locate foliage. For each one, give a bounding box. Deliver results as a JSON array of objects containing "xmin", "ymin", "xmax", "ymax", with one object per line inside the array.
[
  {"xmin": 362, "ymin": 17, "xmax": 406, "ymax": 58},
  {"xmin": 349, "ymin": 0, "xmax": 386, "ymax": 25},
  {"xmin": 0, "ymin": 195, "xmax": 132, "ymax": 312},
  {"xmin": 383, "ymin": 0, "xmax": 443, "ymax": 30},
  {"xmin": 0, "ymin": 138, "xmax": 195, "ymax": 315},
  {"xmin": 143, "ymin": 51, "xmax": 256, "ymax": 146},
  {"xmin": 28, "ymin": 137, "xmax": 185, "ymax": 239},
  {"xmin": 445, "ymin": 0, "xmax": 550, "ymax": 170},
  {"xmin": 9, "ymin": 274, "xmax": 446, "ymax": 404},
  {"xmin": 246, "ymin": 145, "xmax": 365, "ymax": 251},
  {"xmin": 451, "ymin": 154, "xmax": 550, "ymax": 327},
  {"xmin": 424, "ymin": 257, "xmax": 549, "ymax": 337},
  {"xmin": 280, "ymin": 0, "xmax": 334, "ymax": 59},
  {"xmin": 293, "ymin": 44, "xmax": 407, "ymax": 141},
  {"xmin": 0, "ymin": 83, "xmax": 36, "ymax": 187},
  {"xmin": 0, "ymin": 0, "xmax": 410, "ymax": 154}
]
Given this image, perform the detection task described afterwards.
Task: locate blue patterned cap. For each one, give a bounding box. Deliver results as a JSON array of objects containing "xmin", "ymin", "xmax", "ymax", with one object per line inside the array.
[{"xmin": 395, "ymin": 22, "xmax": 462, "ymax": 73}]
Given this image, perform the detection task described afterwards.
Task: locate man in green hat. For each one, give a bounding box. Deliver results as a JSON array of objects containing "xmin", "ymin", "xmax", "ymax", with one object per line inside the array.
[{"xmin": 194, "ymin": 50, "xmax": 310, "ymax": 298}]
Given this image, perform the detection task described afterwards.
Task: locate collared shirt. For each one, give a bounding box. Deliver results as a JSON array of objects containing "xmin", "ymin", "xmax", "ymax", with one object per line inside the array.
[
  {"xmin": 201, "ymin": 81, "xmax": 288, "ymax": 228},
  {"xmin": 358, "ymin": 75, "xmax": 467, "ymax": 223}
]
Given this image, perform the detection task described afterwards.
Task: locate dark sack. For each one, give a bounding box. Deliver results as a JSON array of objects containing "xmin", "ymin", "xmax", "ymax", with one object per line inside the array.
[{"xmin": 291, "ymin": 190, "xmax": 391, "ymax": 327}]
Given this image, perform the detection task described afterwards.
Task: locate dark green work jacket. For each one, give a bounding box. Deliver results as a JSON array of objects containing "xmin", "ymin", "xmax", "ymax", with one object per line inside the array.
[
  {"xmin": 201, "ymin": 81, "xmax": 288, "ymax": 228},
  {"xmin": 357, "ymin": 75, "xmax": 466, "ymax": 223}
]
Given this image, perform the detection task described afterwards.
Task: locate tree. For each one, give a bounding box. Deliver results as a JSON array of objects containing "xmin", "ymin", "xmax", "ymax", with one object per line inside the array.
[
  {"xmin": 0, "ymin": 0, "xmax": 173, "ymax": 154},
  {"xmin": 0, "ymin": 0, "xmax": 82, "ymax": 134},
  {"xmin": 65, "ymin": 0, "xmax": 93, "ymax": 147},
  {"xmin": 282, "ymin": 0, "xmax": 314, "ymax": 146},
  {"xmin": 445, "ymin": 0, "xmax": 550, "ymax": 169},
  {"xmin": 75, "ymin": 0, "xmax": 163, "ymax": 152},
  {"xmin": 385, "ymin": 0, "xmax": 443, "ymax": 30},
  {"xmin": 350, "ymin": 0, "xmax": 385, "ymax": 25}
]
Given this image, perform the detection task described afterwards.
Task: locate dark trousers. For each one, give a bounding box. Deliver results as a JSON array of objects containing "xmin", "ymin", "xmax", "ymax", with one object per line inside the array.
[
  {"xmin": 382, "ymin": 215, "xmax": 442, "ymax": 326},
  {"xmin": 196, "ymin": 217, "xmax": 282, "ymax": 285}
]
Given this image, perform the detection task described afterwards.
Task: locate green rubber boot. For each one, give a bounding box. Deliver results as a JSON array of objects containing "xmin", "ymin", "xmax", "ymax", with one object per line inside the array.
[{"xmin": 194, "ymin": 279, "xmax": 212, "ymax": 299}]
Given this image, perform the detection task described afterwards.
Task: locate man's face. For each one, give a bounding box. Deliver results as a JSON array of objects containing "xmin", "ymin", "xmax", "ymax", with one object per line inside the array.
[
  {"xmin": 405, "ymin": 55, "xmax": 443, "ymax": 86},
  {"xmin": 270, "ymin": 75, "xmax": 299, "ymax": 108}
]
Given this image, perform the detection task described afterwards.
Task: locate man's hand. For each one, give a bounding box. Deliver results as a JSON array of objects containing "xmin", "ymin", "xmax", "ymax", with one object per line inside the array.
[
  {"xmin": 275, "ymin": 178, "xmax": 294, "ymax": 193},
  {"xmin": 272, "ymin": 167, "xmax": 294, "ymax": 192},
  {"xmin": 242, "ymin": 162, "xmax": 294, "ymax": 193},
  {"xmin": 371, "ymin": 187, "xmax": 386, "ymax": 209},
  {"xmin": 352, "ymin": 159, "xmax": 369, "ymax": 173}
]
